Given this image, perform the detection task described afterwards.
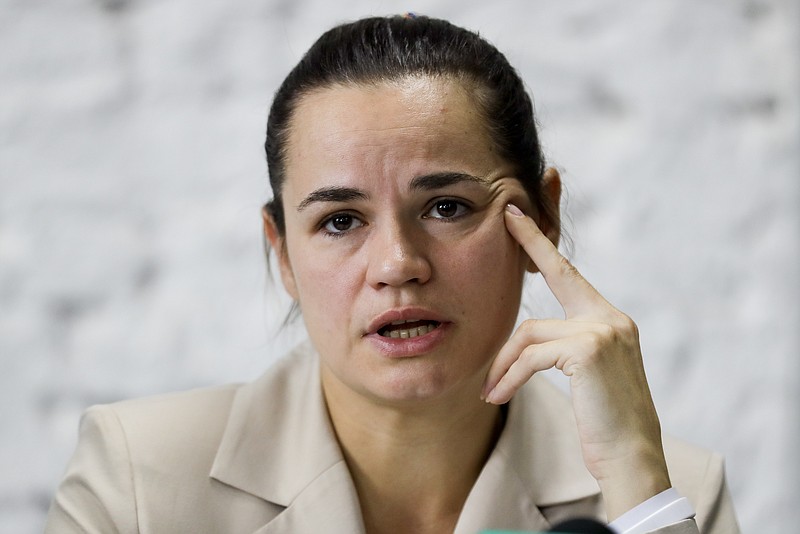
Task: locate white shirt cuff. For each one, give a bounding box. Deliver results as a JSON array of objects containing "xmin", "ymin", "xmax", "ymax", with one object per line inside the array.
[{"xmin": 608, "ymin": 487, "xmax": 696, "ymax": 534}]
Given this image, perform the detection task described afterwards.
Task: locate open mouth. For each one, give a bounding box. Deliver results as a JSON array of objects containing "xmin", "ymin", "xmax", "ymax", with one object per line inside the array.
[{"xmin": 377, "ymin": 319, "xmax": 441, "ymax": 339}]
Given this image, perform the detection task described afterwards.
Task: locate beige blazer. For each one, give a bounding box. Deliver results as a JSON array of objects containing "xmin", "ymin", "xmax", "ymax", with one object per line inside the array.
[{"xmin": 45, "ymin": 342, "xmax": 739, "ymax": 533}]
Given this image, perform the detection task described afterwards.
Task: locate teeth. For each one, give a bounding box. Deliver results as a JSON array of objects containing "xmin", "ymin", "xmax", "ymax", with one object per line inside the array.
[
  {"xmin": 386, "ymin": 323, "xmax": 437, "ymax": 339},
  {"xmin": 390, "ymin": 319, "xmax": 420, "ymax": 325}
]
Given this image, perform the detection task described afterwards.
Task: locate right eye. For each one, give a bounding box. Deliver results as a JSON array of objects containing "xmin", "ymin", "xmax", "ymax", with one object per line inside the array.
[{"xmin": 322, "ymin": 213, "xmax": 364, "ymax": 236}]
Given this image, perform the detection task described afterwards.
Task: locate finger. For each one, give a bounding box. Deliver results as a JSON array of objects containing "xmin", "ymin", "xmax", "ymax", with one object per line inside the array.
[
  {"xmin": 484, "ymin": 340, "xmax": 568, "ymax": 404},
  {"xmin": 481, "ymin": 319, "xmax": 603, "ymax": 398},
  {"xmin": 504, "ymin": 204, "xmax": 608, "ymax": 316}
]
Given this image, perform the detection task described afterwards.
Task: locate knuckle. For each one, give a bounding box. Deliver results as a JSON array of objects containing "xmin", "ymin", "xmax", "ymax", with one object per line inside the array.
[
  {"xmin": 554, "ymin": 352, "xmax": 569, "ymax": 371},
  {"xmin": 624, "ymin": 318, "xmax": 640, "ymax": 339},
  {"xmin": 596, "ymin": 322, "xmax": 616, "ymax": 340},
  {"xmin": 585, "ymin": 325, "xmax": 615, "ymax": 352},
  {"xmin": 583, "ymin": 327, "xmax": 620, "ymax": 364},
  {"xmin": 613, "ymin": 312, "xmax": 639, "ymax": 339},
  {"xmin": 556, "ymin": 256, "xmax": 580, "ymax": 278},
  {"xmin": 519, "ymin": 345, "xmax": 539, "ymax": 368},
  {"xmin": 581, "ymin": 347, "xmax": 602, "ymax": 367}
]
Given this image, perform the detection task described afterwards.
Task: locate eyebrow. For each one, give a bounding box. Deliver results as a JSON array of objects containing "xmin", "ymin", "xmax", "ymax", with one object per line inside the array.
[
  {"xmin": 296, "ymin": 186, "xmax": 369, "ymax": 211},
  {"xmin": 409, "ymin": 172, "xmax": 491, "ymax": 191},
  {"xmin": 295, "ymin": 172, "xmax": 490, "ymax": 212}
]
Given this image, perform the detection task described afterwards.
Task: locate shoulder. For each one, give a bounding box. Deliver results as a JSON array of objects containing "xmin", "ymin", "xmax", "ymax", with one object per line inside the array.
[
  {"xmin": 87, "ymin": 341, "xmax": 319, "ymax": 466},
  {"xmin": 84, "ymin": 382, "xmax": 241, "ymax": 466},
  {"xmin": 45, "ymin": 343, "xmax": 321, "ymax": 533},
  {"xmin": 45, "ymin": 383, "xmax": 248, "ymax": 533}
]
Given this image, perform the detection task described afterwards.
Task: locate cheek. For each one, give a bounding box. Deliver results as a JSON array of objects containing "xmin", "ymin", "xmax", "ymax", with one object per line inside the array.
[
  {"xmin": 434, "ymin": 215, "xmax": 525, "ymax": 360},
  {"xmin": 295, "ymin": 256, "xmax": 361, "ymax": 303},
  {"xmin": 284, "ymin": 234, "xmax": 362, "ymax": 318},
  {"xmin": 435, "ymin": 212, "xmax": 524, "ymax": 294}
]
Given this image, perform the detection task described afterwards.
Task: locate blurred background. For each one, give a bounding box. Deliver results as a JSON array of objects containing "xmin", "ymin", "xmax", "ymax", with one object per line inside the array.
[{"xmin": 1, "ymin": 0, "xmax": 797, "ymax": 532}]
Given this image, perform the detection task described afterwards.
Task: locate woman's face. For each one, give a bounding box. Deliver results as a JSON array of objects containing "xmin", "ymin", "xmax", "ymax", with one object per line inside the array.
[{"xmin": 270, "ymin": 76, "xmax": 535, "ymax": 406}]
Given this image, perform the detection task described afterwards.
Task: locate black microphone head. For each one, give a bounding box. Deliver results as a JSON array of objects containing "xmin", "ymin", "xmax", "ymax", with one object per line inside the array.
[{"xmin": 549, "ymin": 517, "xmax": 614, "ymax": 533}]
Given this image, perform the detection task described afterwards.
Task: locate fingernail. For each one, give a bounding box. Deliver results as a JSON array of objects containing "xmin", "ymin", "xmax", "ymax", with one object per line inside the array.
[
  {"xmin": 505, "ymin": 203, "xmax": 524, "ymax": 217},
  {"xmin": 484, "ymin": 388, "xmax": 497, "ymax": 404}
]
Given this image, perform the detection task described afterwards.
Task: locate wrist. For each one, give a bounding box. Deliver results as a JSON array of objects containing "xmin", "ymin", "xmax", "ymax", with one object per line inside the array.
[{"xmin": 595, "ymin": 450, "xmax": 671, "ymax": 521}]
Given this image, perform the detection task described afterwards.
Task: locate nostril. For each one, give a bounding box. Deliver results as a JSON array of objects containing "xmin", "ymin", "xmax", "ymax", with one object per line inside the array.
[{"xmin": 365, "ymin": 228, "xmax": 433, "ymax": 287}]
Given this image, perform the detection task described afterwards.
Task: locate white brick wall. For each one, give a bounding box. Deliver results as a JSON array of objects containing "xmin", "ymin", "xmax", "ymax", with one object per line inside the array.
[{"xmin": 1, "ymin": 1, "xmax": 797, "ymax": 532}]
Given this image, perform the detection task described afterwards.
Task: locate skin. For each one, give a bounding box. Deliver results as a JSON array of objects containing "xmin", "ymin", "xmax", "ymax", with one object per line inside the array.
[
  {"xmin": 489, "ymin": 205, "xmax": 671, "ymax": 520},
  {"xmin": 264, "ymin": 76, "xmax": 670, "ymax": 533}
]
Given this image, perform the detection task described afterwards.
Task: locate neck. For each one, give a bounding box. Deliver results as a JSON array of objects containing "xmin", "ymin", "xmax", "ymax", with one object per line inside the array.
[{"xmin": 321, "ymin": 365, "xmax": 504, "ymax": 534}]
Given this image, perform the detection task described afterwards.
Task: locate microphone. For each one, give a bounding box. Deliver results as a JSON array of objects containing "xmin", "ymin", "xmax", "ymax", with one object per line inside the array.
[
  {"xmin": 481, "ymin": 516, "xmax": 614, "ymax": 534},
  {"xmin": 549, "ymin": 517, "xmax": 614, "ymax": 533}
]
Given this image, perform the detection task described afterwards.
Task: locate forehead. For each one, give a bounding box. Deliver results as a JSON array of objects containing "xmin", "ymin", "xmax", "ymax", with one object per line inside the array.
[{"xmin": 283, "ymin": 77, "xmax": 510, "ymax": 193}]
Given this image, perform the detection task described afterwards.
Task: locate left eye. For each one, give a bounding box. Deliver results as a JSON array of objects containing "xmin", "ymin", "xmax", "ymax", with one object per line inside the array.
[{"xmin": 425, "ymin": 199, "xmax": 468, "ymax": 219}]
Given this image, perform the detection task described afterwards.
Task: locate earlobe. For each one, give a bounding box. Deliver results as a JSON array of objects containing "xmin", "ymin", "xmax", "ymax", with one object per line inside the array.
[{"xmin": 262, "ymin": 205, "xmax": 299, "ymax": 300}]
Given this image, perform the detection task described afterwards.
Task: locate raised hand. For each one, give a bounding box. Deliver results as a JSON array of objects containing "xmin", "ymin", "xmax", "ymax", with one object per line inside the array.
[{"xmin": 482, "ymin": 203, "xmax": 671, "ymax": 520}]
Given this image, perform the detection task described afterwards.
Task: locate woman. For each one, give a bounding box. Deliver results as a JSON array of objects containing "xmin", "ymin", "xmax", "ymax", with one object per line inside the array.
[{"xmin": 46, "ymin": 15, "xmax": 739, "ymax": 533}]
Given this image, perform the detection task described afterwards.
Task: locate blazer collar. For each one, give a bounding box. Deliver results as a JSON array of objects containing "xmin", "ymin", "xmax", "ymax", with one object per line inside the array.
[
  {"xmin": 210, "ymin": 342, "xmax": 598, "ymax": 533},
  {"xmin": 210, "ymin": 342, "xmax": 366, "ymax": 533},
  {"xmin": 504, "ymin": 374, "xmax": 600, "ymax": 506},
  {"xmin": 455, "ymin": 375, "xmax": 600, "ymax": 532}
]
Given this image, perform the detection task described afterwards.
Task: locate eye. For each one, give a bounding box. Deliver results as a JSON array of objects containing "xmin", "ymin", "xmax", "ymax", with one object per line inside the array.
[
  {"xmin": 322, "ymin": 213, "xmax": 364, "ymax": 235},
  {"xmin": 424, "ymin": 199, "xmax": 469, "ymax": 220}
]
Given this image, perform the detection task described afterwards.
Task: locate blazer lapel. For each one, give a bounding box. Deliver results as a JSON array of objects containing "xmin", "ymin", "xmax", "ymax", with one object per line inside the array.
[
  {"xmin": 208, "ymin": 343, "xmax": 598, "ymax": 533},
  {"xmin": 454, "ymin": 446, "xmax": 550, "ymax": 533},
  {"xmin": 455, "ymin": 375, "xmax": 601, "ymax": 533},
  {"xmin": 252, "ymin": 460, "xmax": 365, "ymax": 534},
  {"xmin": 209, "ymin": 342, "xmax": 366, "ymax": 533}
]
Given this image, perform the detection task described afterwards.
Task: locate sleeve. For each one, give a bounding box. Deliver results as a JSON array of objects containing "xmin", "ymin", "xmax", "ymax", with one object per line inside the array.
[
  {"xmin": 609, "ymin": 488, "xmax": 696, "ymax": 534},
  {"xmin": 642, "ymin": 452, "xmax": 740, "ymax": 534},
  {"xmin": 44, "ymin": 405, "xmax": 140, "ymax": 534}
]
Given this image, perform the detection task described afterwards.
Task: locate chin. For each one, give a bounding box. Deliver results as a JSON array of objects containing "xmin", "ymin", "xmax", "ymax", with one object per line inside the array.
[{"xmin": 363, "ymin": 364, "xmax": 479, "ymax": 406}]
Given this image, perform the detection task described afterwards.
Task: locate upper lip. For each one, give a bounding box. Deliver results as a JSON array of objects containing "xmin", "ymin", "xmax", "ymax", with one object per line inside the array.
[{"xmin": 365, "ymin": 307, "xmax": 449, "ymax": 336}]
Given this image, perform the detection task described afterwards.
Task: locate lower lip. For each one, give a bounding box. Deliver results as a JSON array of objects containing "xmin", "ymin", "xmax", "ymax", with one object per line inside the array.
[{"xmin": 364, "ymin": 323, "xmax": 450, "ymax": 358}]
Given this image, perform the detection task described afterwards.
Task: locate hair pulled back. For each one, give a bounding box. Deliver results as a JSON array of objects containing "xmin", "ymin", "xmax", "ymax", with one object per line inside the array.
[{"xmin": 265, "ymin": 14, "xmax": 548, "ymax": 235}]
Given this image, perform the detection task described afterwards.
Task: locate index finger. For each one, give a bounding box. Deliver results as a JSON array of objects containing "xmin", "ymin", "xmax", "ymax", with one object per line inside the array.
[{"xmin": 504, "ymin": 203, "xmax": 607, "ymax": 317}]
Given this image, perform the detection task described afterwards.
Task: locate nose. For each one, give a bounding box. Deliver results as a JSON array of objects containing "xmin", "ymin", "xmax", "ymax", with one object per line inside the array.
[{"xmin": 365, "ymin": 220, "xmax": 432, "ymax": 288}]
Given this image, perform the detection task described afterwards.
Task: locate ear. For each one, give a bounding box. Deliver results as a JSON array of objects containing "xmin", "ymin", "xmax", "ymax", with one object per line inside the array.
[
  {"xmin": 526, "ymin": 167, "xmax": 562, "ymax": 273},
  {"xmin": 540, "ymin": 167, "xmax": 562, "ymax": 246},
  {"xmin": 262, "ymin": 205, "xmax": 299, "ymax": 300}
]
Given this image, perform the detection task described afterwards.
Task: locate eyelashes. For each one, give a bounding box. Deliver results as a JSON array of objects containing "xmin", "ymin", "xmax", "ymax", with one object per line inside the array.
[
  {"xmin": 318, "ymin": 198, "xmax": 473, "ymax": 238},
  {"xmin": 322, "ymin": 212, "xmax": 364, "ymax": 236},
  {"xmin": 423, "ymin": 199, "xmax": 469, "ymax": 220}
]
